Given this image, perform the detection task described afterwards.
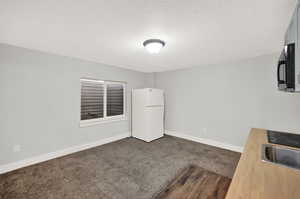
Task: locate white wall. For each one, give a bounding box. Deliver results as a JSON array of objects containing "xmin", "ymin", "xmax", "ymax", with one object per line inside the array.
[
  {"xmin": 155, "ymin": 54, "xmax": 300, "ymax": 147},
  {"xmin": 2, "ymin": 43, "xmax": 300, "ymax": 167},
  {"xmin": 0, "ymin": 43, "xmax": 149, "ymax": 166},
  {"xmin": 144, "ymin": 72, "xmax": 156, "ymax": 88}
]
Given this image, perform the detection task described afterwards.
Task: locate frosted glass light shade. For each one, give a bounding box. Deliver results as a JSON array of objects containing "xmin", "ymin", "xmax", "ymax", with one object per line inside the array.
[{"xmin": 143, "ymin": 39, "xmax": 165, "ymax": 54}]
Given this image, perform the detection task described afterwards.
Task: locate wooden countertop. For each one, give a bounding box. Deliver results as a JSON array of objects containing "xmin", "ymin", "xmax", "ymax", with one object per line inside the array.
[{"xmin": 226, "ymin": 128, "xmax": 300, "ymax": 199}]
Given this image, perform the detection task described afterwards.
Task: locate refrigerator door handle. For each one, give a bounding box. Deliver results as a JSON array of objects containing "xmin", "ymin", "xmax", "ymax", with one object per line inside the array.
[{"xmin": 146, "ymin": 105, "xmax": 164, "ymax": 107}]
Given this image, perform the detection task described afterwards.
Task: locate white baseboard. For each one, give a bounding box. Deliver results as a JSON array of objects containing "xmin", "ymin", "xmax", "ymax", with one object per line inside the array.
[
  {"xmin": 0, "ymin": 132, "xmax": 130, "ymax": 174},
  {"xmin": 165, "ymin": 130, "xmax": 243, "ymax": 153}
]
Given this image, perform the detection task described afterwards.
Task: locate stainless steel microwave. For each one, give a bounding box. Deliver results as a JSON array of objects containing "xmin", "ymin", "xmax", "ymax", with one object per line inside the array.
[{"xmin": 277, "ymin": 43, "xmax": 296, "ymax": 92}]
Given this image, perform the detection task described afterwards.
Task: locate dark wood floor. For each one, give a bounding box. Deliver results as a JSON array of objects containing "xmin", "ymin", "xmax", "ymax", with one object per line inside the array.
[{"xmin": 154, "ymin": 165, "xmax": 231, "ymax": 199}]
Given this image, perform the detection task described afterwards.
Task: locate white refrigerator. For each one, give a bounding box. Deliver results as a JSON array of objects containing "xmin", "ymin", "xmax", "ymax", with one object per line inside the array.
[{"xmin": 132, "ymin": 88, "xmax": 164, "ymax": 142}]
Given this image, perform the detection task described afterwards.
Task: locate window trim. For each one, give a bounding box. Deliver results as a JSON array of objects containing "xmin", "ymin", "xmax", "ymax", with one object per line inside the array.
[{"xmin": 80, "ymin": 78, "xmax": 126, "ymax": 127}]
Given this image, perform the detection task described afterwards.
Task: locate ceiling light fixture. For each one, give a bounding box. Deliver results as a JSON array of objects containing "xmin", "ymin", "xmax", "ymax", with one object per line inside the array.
[{"xmin": 143, "ymin": 39, "xmax": 165, "ymax": 54}]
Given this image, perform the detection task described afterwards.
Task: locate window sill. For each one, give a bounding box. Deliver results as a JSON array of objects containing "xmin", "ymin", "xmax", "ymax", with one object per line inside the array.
[{"xmin": 79, "ymin": 116, "xmax": 127, "ymax": 127}]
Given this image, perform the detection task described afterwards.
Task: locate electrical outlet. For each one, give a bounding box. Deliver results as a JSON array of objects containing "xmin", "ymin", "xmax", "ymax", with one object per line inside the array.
[{"xmin": 13, "ymin": 145, "xmax": 21, "ymax": 152}]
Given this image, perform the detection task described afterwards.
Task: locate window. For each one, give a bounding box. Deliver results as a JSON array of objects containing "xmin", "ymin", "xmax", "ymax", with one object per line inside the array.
[
  {"xmin": 80, "ymin": 79, "xmax": 104, "ymax": 121},
  {"xmin": 106, "ymin": 83, "xmax": 124, "ymax": 117},
  {"xmin": 80, "ymin": 78, "xmax": 126, "ymax": 126}
]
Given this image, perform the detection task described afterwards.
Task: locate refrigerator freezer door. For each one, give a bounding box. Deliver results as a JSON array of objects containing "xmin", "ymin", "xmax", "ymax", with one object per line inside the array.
[
  {"xmin": 146, "ymin": 89, "xmax": 164, "ymax": 106},
  {"xmin": 146, "ymin": 106, "xmax": 164, "ymax": 141}
]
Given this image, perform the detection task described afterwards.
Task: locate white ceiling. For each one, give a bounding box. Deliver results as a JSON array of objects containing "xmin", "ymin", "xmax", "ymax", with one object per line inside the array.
[{"xmin": 0, "ymin": 0, "xmax": 297, "ymax": 72}]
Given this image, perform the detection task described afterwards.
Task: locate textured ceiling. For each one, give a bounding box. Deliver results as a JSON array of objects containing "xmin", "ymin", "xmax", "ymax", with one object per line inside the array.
[{"xmin": 0, "ymin": 0, "xmax": 297, "ymax": 72}]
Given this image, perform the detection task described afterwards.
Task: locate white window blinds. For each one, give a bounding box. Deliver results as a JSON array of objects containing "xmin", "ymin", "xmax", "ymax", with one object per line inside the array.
[
  {"xmin": 107, "ymin": 83, "xmax": 124, "ymax": 117},
  {"xmin": 80, "ymin": 78, "xmax": 126, "ymax": 124},
  {"xmin": 80, "ymin": 79, "xmax": 104, "ymax": 120}
]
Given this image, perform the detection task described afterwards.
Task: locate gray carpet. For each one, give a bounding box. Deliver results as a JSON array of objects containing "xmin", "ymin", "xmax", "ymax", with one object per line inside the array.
[{"xmin": 0, "ymin": 135, "xmax": 240, "ymax": 199}]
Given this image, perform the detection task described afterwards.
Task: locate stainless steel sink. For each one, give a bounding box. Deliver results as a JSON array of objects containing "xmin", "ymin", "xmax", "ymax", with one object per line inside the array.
[{"xmin": 262, "ymin": 144, "xmax": 300, "ymax": 170}]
